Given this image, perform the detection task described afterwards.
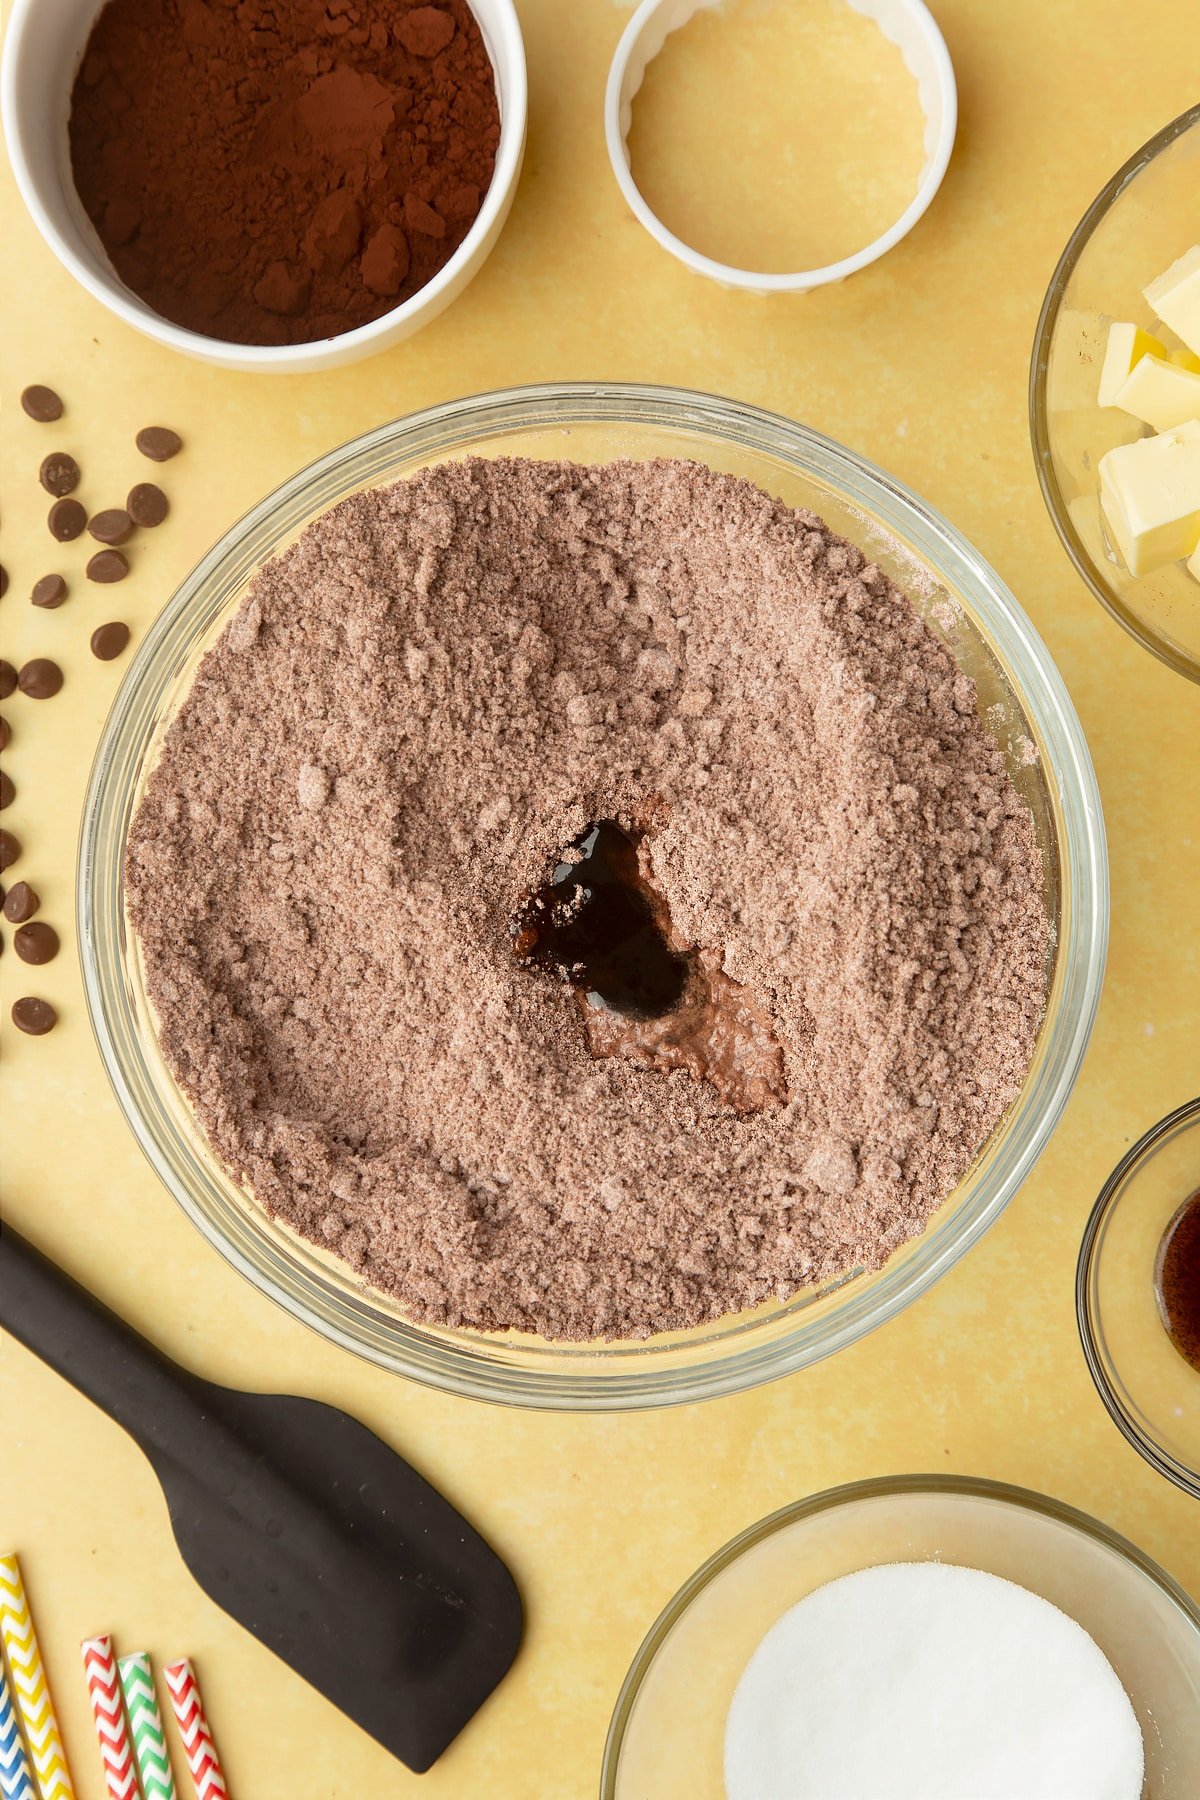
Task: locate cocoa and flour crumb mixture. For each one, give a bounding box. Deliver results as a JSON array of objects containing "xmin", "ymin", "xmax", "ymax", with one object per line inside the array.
[{"xmin": 127, "ymin": 458, "xmax": 1048, "ymax": 1340}]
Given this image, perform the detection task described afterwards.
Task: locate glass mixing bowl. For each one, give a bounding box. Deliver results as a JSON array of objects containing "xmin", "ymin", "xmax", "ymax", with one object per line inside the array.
[
  {"xmin": 601, "ymin": 1475, "xmax": 1200, "ymax": 1797},
  {"xmin": 79, "ymin": 384, "xmax": 1107, "ymax": 1410},
  {"xmin": 1078, "ymin": 1097, "xmax": 1200, "ymax": 1500},
  {"xmin": 1030, "ymin": 104, "xmax": 1200, "ymax": 683}
]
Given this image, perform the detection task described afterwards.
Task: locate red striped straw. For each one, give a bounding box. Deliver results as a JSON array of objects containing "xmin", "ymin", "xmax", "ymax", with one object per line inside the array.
[
  {"xmin": 162, "ymin": 1662, "xmax": 227, "ymax": 1800},
  {"xmin": 80, "ymin": 1636, "xmax": 140, "ymax": 1800}
]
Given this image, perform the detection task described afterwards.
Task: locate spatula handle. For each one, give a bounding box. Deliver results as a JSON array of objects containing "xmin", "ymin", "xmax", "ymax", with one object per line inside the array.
[{"xmin": 0, "ymin": 1226, "xmax": 204, "ymax": 1458}]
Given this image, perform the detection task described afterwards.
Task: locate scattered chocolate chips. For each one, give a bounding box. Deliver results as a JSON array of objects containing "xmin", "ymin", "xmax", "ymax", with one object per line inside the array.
[
  {"xmin": 127, "ymin": 482, "xmax": 168, "ymax": 528},
  {"xmin": 39, "ymin": 451, "xmax": 81, "ymax": 497},
  {"xmin": 12, "ymin": 996, "xmax": 57, "ymax": 1036},
  {"xmin": 49, "ymin": 497, "xmax": 87, "ymax": 541},
  {"xmin": 89, "ymin": 507, "xmax": 134, "ymax": 546},
  {"xmin": 0, "ymin": 717, "xmax": 9, "ymax": 751},
  {"xmin": 3, "ymin": 882, "xmax": 38, "ymax": 924},
  {"xmin": 0, "ymin": 663, "xmax": 16, "ymax": 700},
  {"xmin": 0, "ymin": 773, "xmax": 13, "ymax": 811},
  {"xmin": 136, "ymin": 426, "xmax": 182, "ymax": 462},
  {"xmin": 87, "ymin": 550, "xmax": 129, "ymax": 584},
  {"xmin": 0, "ymin": 829, "xmax": 20, "ymax": 872},
  {"xmin": 21, "ymin": 385, "xmax": 63, "ymax": 423},
  {"xmin": 14, "ymin": 921, "xmax": 59, "ymax": 965},
  {"xmin": 17, "ymin": 659, "xmax": 63, "ymax": 700},
  {"xmin": 31, "ymin": 574, "xmax": 68, "ymax": 609},
  {"xmin": 0, "ymin": 565, "xmax": 7, "ymax": 599},
  {"xmin": 91, "ymin": 621, "xmax": 131, "ymax": 661}
]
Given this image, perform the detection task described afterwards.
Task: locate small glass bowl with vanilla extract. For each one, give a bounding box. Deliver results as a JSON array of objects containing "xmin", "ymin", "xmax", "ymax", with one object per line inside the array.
[{"xmin": 1078, "ymin": 1097, "xmax": 1200, "ymax": 1498}]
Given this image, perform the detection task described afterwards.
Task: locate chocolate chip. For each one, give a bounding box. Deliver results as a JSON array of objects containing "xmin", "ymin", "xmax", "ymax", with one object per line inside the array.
[
  {"xmin": 48, "ymin": 497, "xmax": 87, "ymax": 541},
  {"xmin": 0, "ymin": 663, "xmax": 15, "ymax": 700},
  {"xmin": 14, "ymin": 922, "xmax": 59, "ymax": 965},
  {"xmin": 17, "ymin": 659, "xmax": 63, "ymax": 700},
  {"xmin": 39, "ymin": 452, "xmax": 80, "ymax": 496},
  {"xmin": 3, "ymin": 882, "xmax": 38, "ymax": 924},
  {"xmin": 12, "ymin": 996, "xmax": 56, "ymax": 1035},
  {"xmin": 127, "ymin": 482, "xmax": 168, "ymax": 528},
  {"xmin": 0, "ymin": 772, "xmax": 13, "ymax": 811},
  {"xmin": 90, "ymin": 621, "xmax": 131, "ymax": 662},
  {"xmin": 87, "ymin": 550, "xmax": 129, "ymax": 584},
  {"xmin": 0, "ymin": 565, "xmax": 7, "ymax": 599},
  {"xmin": 89, "ymin": 507, "xmax": 134, "ymax": 546},
  {"xmin": 0, "ymin": 829, "xmax": 20, "ymax": 872},
  {"xmin": 0, "ymin": 717, "xmax": 9, "ymax": 752},
  {"xmin": 136, "ymin": 426, "xmax": 182, "ymax": 462},
  {"xmin": 21, "ymin": 385, "xmax": 64, "ymax": 423},
  {"xmin": 31, "ymin": 574, "xmax": 68, "ymax": 609}
]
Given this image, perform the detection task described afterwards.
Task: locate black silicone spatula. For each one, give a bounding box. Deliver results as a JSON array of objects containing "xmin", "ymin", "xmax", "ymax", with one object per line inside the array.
[{"xmin": 0, "ymin": 1227, "xmax": 522, "ymax": 1774}]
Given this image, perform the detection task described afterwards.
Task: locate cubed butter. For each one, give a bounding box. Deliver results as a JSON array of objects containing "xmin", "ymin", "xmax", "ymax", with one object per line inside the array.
[
  {"xmin": 1113, "ymin": 350, "xmax": 1200, "ymax": 431},
  {"xmin": 1144, "ymin": 245, "xmax": 1200, "ymax": 358},
  {"xmin": 1188, "ymin": 538, "xmax": 1200, "ymax": 586},
  {"xmin": 1098, "ymin": 421, "xmax": 1200, "ymax": 576},
  {"xmin": 1169, "ymin": 345, "xmax": 1200, "ymax": 375},
  {"xmin": 1098, "ymin": 321, "xmax": 1166, "ymax": 405}
]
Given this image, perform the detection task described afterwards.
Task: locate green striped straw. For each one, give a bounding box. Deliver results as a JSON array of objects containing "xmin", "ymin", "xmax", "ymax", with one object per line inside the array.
[{"xmin": 117, "ymin": 1654, "xmax": 177, "ymax": 1800}]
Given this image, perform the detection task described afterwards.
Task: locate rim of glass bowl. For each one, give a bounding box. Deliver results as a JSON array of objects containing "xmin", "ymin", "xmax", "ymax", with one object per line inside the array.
[
  {"xmin": 79, "ymin": 382, "xmax": 1109, "ymax": 1412},
  {"xmin": 1076, "ymin": 1095, "xmax": 1200, "ymax": 1500},
  {"xmin": 600, "ymin": 1472, "xmax": 1200, "ymax": 1795},
  {"xmin": 1029, "ymin": 103, "xmax": 1200, "ymax": 685}
]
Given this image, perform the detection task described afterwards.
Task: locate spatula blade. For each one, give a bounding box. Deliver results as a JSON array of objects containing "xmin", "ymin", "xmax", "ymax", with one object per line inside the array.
[{"xmin": 153, "ymin": 1387, "xmax": 523, "ymax": 1774}]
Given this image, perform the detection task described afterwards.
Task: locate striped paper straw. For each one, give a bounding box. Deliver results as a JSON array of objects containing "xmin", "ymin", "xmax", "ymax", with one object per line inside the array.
[
  {"xmin": 0, "ymin": 1555, "xmax": 75, "ymax": 1800},
  {"xmin": 162, "ymin": 1664, "xmax": 226, "ymax": 1800},
  {"xmin": 0, "ymin": 1654, "xmax": 37, "ymax": 1800},
  {"xmin": 117, "ymin": 1657, "xmax": 175, "ymax": 1800},
  {"xmin": 79, "ymin": 1638, "xmax": 139, "ymax": 1800}
]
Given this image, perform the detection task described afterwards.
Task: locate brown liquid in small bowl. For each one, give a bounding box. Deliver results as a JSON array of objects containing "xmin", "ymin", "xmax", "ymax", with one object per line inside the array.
[{"xmin": 1155, "ymin": 1188, "xmax": 1200, "ymax": 1372}]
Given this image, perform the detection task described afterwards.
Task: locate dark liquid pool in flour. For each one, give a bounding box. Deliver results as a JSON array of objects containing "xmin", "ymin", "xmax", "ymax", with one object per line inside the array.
[{"xmin": 510, "ymin": 819, "xmax": 688, "ymax": 1018}]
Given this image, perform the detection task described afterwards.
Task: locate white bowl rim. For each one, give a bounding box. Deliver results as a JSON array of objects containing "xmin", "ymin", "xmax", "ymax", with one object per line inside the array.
[
  {"xmin": 603, "ymin": 0, "xmax": 957, "ymax": 292},
  {"xmin": 0, "ymin": 0, "xmax": 528, "ymax": 371}
]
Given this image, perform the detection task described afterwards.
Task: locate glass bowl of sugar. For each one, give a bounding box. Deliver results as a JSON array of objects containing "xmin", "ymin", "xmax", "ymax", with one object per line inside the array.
[
  {"xmin": 1030, "ymin": 104, "xmax": 1200, "ymax": 682},
  {"xmin": 1078, "ymin": 1097, "xmax": 1200, "ymax": 1500},
  {"xmin": 602, "ymin": 1474, "xmax": 1200, "ymax": 1797}
]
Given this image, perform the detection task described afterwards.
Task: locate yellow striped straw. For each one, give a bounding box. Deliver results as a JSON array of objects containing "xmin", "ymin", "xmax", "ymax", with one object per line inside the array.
[{"xmin": 0, "ymin": 1557, "xmax": 75, "ymax": 1800}]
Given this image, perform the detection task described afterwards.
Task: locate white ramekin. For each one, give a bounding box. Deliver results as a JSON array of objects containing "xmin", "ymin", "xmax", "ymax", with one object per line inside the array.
[
  {"xmin": 1, "ymin": 0, "xmax": 527, "ymax": 373},
  {"xmin": 605, "ymin": 0, "xmax": 956, "ymax": 294}
]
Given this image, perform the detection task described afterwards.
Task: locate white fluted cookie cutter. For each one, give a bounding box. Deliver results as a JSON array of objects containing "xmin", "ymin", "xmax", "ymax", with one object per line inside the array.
[{"xmin": 605, "ymin": 0, "xmax": 957, "ymax": 293}]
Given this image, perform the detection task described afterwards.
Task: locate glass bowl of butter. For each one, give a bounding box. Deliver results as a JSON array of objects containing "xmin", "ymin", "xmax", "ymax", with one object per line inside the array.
[{"xmin": 1031, "ymin": 104, "xmax": 1200, "ymax": 683}]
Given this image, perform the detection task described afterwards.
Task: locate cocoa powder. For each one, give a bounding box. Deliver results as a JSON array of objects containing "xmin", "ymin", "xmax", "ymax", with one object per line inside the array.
[
  {"xmin": 69, "ymin": 0, "xmax": 500, "ymax": 346},
  {"xmin": 127, "ymin": 459, "xmax": 1049, "ymax": 1341}
]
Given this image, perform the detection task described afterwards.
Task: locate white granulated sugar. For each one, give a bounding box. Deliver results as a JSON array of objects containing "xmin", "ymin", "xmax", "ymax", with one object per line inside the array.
[{"xmin": 724, "ymin": 1561, "xmax": 1144, "ymax": 1800}]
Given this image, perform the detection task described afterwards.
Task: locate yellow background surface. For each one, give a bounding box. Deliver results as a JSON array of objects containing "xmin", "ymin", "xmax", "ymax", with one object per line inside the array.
[{"xmin": 2, "ymin": 2, "xmax": 1198, "ymax": 1796}]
